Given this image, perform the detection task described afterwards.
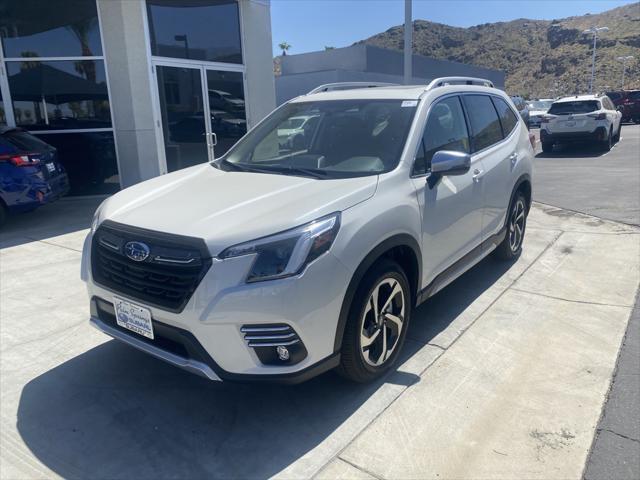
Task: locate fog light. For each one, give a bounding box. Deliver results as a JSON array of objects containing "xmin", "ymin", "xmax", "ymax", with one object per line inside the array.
[{"xmin": 276, "ymin": 345, "xmax": 290, "ymax": 361}]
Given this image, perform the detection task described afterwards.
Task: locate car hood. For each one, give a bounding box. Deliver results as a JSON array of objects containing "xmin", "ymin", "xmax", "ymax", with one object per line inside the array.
[{"xmin": 100, "ymin": 164, "xmax": 378, "ymax": 256}]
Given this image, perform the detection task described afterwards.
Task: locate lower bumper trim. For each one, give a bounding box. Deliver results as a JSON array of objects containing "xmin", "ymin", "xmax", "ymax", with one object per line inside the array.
[{"xmin": 90, "ymin": 316, "xmax": 222, "ymax": 381}]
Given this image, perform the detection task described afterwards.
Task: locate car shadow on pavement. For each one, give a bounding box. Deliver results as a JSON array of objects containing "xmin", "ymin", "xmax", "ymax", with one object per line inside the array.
[
  {"xmin": 16, "ymin": 255, "xmax": 515, "ymax": 479},
  {"xmin": 535, "ymin": 142, "xmax": 611, "ymax": 159},
  {"xmin": 0, "ymin": 197, "xmax": 103, "ymax": 249}
]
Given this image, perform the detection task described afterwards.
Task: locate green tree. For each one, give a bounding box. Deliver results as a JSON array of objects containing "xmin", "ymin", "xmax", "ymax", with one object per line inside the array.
[{"xmin": 278, "ymin": 41, "xmax": 291, "ymax": 56}]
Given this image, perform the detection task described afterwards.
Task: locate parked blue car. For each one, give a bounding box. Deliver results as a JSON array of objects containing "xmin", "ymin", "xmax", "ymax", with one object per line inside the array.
[{"xmin": 0, "ymin": 127, "xmax": 70, "ymax": 226}]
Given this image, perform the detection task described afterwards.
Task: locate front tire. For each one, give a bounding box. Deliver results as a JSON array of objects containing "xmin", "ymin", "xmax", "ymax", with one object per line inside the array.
[
  {"xmin": 613, "ymin": 123, "xmax": 621, "ymax": 143},
  {"xmin": 493, "ymin": 191, "xmax": 527, "ymax": 261},
  {"xmin": 541, "ymin": 141, "xmax": 553, "ymax": 153},
  {"xmin": 337, "ymin": 258, "xmax": 411, "ymax": 383}
]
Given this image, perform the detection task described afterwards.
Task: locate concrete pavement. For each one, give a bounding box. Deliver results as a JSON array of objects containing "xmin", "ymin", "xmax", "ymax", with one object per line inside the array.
[{"xmin": 1, "ymin": 201, "xmax": 638, "ymax": 479}]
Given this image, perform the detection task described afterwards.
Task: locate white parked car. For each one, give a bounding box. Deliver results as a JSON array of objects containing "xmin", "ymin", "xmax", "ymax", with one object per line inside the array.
[
  {"xmin": 540, "ymin": 94, "xmax": 622, "ymax": 153},
  {"xmin": 527, "ymin": 99, "xmax": 554, "ymax": 127},
  {"xmin": 82, "ymin": 77, "xmax": 534, "ymax": 384}
]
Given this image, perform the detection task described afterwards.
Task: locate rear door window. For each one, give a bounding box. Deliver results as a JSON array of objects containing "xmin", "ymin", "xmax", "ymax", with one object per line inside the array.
[
  {"xmin": 548, "ymin": 101, "xmax": 600, "ymax": 115},
  {"xmin": 491, "ymin": 97, "xmax": 519, "ymax": 137},
  {"xmin": 413, "ymin": 96, "xmax": 470, "ymax": 175},
  {"xmin": 462, "ymin": 95, "xmax": 504, "ymax": 152}
]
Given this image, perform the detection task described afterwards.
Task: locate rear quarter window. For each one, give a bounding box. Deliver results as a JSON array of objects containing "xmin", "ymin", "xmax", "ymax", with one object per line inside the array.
[{"xmin": 462, "ymin": 95, "xmax": 504, "ymax": 152}]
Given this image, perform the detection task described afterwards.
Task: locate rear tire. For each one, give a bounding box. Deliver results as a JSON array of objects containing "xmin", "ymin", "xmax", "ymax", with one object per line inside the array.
[
  {"xmin": 613, "ymin": 124, "xmax": 621, "ymax": 143},
  {"xmin": 541, "ymin": 141, "xmax": 553, "ymax": 153},
  {"xmin": 493, "ymin": 191, "xmax": 527, "ymax": 261},
  {"xmin": 337, "ymin": 258, "xmax": 411, "ymax": 383},
  {"xmin": 600, "ymin": 128, "xmax": 612, "ymax": 152}
]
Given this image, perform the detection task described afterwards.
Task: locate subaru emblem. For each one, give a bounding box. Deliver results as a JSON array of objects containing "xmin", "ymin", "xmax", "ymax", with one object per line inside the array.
[{"xmin": 124, "ymin": 241, "xmax": 150, "ymax": 262}]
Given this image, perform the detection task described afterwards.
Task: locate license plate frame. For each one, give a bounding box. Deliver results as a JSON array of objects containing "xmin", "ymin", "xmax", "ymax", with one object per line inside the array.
[{"xmin": 113, "ymin": 297, "xmax": 154, "ymax": 339}]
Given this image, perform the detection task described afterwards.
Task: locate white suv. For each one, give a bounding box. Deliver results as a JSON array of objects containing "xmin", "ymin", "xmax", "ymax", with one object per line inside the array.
[
  {"xmin": 82, "ymin": 77, "xmax": 533, "ymax": 384},
  {"xmin": 540, "ymin": 94, "xmax": 622, "ymax": 153}
]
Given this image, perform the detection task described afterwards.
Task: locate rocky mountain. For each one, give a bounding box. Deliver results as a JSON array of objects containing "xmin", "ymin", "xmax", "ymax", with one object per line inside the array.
[{"xmin": 357, "ymin": 2, "xmax": 640, "ymax": 98}]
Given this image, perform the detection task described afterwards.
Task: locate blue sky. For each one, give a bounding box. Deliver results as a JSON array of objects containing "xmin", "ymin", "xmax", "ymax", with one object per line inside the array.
[{"xmin": 271, "ymin": 0, "xmax": 638, "ymax": 55}]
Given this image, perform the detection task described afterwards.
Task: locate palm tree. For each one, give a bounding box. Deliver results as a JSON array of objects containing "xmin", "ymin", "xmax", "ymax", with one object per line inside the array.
[{"xmin": 278, "ymin": 42, "xmax": 291, "ymax": 56}]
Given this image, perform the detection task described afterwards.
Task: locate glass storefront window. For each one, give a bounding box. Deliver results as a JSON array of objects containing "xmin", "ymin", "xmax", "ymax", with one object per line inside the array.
[
  {"xmin": 35, "ymin": 131, "xmax": 119, "ymax": 196},
  {"xmin": 6, "ymin": 60, "xmax": 111, "ymax": 130},
  {"xmin": 147, "ymin": 0, "xmax": 242, "ymax": 64},
  {"xmin": 0, "ymin": 0, "xmax": 103, "ymax": 58}
]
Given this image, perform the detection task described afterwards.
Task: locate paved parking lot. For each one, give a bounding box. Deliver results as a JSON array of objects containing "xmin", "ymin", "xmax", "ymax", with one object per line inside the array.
[
  {"xmin": 1, "ymin": 128, "xmax": 639, "ymax": 479},
  {"xmin": 532, "ymin": 123, "xmax": 640, "ymax": 226}
]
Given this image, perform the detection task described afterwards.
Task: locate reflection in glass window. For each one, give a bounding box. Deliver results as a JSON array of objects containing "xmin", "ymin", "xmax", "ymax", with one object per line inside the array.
[
  {"xmin": 6, "ymin": 60, "xmax": 111, "ymax": 130},
  {"xmin": 35, "ymin": 131, "xmax": 119, "ymax": 195},
  {"xmin": 0, "ymin": 0, "xmax": 102, "ymax": 58},
  {"xmin": 463, "ymin": 95, "xmax": 504, "ymax": 152},
  {"xmin": 207, "ymin": 70, "xmax": 246, "ymax": 156},
  {"xmin": 147, "ymin": 0, "xmax": 242, "ymax": 64}
]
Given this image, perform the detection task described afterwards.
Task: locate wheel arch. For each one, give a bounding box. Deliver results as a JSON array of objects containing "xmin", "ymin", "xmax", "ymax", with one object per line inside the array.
[
  {"xmin": 512, "ymin": 174, "xmax": 532, "ymax": 215},
  {"xmin": 333, "ymin": 234, "xmax": 421, "ymax": 353}
]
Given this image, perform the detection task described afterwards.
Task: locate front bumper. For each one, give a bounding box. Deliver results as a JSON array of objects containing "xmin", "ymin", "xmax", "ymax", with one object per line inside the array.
[
  {"xmin": 540, "ymin": 126, "xmax": 608, "ymax": 143},
  {"xmin": 82, "ymin": 231, "xmax": 351, "ymax": 382}
]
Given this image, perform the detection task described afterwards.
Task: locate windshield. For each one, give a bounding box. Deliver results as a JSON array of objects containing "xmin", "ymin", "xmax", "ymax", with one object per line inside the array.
[
  {"xmin": 217, "ymin": 99, "xmax": 418, "ymax": 178},
  {"xmin": 528, "ymin": 100, "xmax": 553, "ymax": 110},
  {"xmin": 548, "ymin": 101, "xmax": 600, "ymax": 115}
]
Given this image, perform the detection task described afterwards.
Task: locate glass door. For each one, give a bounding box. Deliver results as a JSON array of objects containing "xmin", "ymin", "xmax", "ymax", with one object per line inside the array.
[
  {"xmin": 155, "ymin": 64, "xmax": 210, "ymax": 172},
  {"xmin": 205, "ymin": 69, "xmax": 247, "ymax": 158},
  {"xmin": 154, "ymin": 62, "xmax": 247, "ymax": 173}
]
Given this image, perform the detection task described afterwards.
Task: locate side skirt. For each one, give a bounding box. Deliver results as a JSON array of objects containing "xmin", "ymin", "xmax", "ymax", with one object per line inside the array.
[{"xmin": 416, "ymin": 227, "xmax": 506, "ymax": 305}]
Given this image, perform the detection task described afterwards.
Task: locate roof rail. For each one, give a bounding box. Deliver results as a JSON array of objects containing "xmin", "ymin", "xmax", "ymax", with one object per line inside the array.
[
  {"xmin": 426, "ymin": 77, "xmax": 495, "ymax": 90},
  {"xmin": 307, "ymin": 82, "xmax": 398, "ymax": 95}
]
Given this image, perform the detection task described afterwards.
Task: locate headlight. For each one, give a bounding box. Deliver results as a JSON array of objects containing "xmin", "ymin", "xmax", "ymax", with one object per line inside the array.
[{"xmin": 219, "ymin": 213, "xmax": 341, "ymax": 282}]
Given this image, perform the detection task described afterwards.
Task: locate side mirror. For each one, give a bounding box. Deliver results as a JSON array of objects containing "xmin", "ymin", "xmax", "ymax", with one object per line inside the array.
[{"xmin": 428, "ymin": 150, "xmax": 471, "ymax": 188}]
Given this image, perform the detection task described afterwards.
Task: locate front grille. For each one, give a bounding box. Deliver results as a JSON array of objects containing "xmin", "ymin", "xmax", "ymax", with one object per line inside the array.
[{"xmin": 91, "ymin": 221, "xmax": 211, "ymax": 312}]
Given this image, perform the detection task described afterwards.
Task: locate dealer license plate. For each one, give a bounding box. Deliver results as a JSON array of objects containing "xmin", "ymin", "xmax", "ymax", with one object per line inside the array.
[
  {"xmin": 46, "ymin": 162, "xmax": 56, "ymax": 173},
  {"xmin": 114, "ymin": 297, "xmax": 154, "ymax": 339}
]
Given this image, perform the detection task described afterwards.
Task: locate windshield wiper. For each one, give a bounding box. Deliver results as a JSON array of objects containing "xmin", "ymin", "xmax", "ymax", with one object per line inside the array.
[
  {"xmin": 218, "ymin": 159, "xmax": 328, "ymax": 179},
  {"xmin": 283, "ymin": 166, "xmax": 329, "ymax": 179}
]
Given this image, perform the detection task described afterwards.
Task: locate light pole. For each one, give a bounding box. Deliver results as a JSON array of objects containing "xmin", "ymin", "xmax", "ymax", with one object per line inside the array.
[
  {"xmin": 404, "ymin": 0, "xmax": 412, "ymax": 85},
  {"xmin": 617, "ymin": 55, "xmax": 634, "ymax": 90},
  {"xmin": 583, "ymin": 26, "xmax": 609, "ymax": 94}
]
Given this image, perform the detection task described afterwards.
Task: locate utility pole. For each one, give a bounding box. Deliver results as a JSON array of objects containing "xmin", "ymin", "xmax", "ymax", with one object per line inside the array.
[
  {"xmin": 583, "ymin": 26, "xmax": 609, "ymax": 94},
  {"xmin": 404, "ymin": 0, "xmax": 412, "ymax": 85},
  {"xmin": 617, "ymin": 55, "xmax": 634, "ymax": 90}
]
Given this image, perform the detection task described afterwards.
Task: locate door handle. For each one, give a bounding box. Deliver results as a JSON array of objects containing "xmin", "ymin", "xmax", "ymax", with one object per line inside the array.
[
  {"xmin": 472, "ymin": 168, "xmax": 484, "ymax": 182},
  {"xmin": 508, "ymin": 152, "xmax": 518, "ymax": 165}
]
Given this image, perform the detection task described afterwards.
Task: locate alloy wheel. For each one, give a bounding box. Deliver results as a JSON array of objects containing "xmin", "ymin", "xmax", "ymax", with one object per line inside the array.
[
  {"xmin": 360, "ymin": 277, "xmax": 405, "ymax": 367},
  {"xmin": 509, "ymin": 198, "xmax": 526, "ymax": 252}
]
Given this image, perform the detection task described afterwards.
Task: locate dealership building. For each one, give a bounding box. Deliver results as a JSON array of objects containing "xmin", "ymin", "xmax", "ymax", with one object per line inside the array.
[{"xmin": 0, "ymin": 0, "xmax": 275, "ymax": 195}]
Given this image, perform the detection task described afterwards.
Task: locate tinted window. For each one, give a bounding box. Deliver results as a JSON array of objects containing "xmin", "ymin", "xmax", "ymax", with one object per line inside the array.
[
  {"xmin": 147, "ymin": 0, "xmax": 242, "ymax": 64},
  {"xmin": 4, "ymin": 130, "xmax": 53, "ymax": 151},
  {"xmin": 492, "ymin": 97, "xmax": 519, "ymax": 137},
  {"xmin": 0, "ymin": 0, "xmax": 102, "ymax": 57},
  {"xmin": 628, "ymin": 91, "xmax": 640, "ymax": 100},
  {"xmin": 463, "ymin": 95, "xmax": 504, "ymax": 151},
  {"xmin": 6, "ymin": 60, "xmax": 111, "ymax": 130},
  {"xmin": 606, "ymin": 92, "xmax": 623, "ymax": 101},
  {"xmin": 414, "ymin": 96, "xmax": 469, "ymax": 175},
  {"xmin": 548, "ymin": 101, "xmax": 600, "ymax": 115}
]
